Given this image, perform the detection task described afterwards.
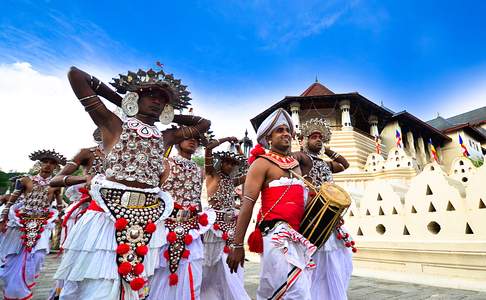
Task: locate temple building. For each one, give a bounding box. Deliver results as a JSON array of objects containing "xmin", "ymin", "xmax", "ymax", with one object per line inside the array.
[{"xmin": 250, "ymin": 81, "xmax": 486, "ymax": 291}]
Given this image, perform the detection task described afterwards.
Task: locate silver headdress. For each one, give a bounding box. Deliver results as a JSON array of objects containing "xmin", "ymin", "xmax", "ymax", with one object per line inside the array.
[
  {"xmin": 300, "ymin": 118, "xmax": 332, "ymax": 143},
  {"xmin": 29, "ymin": 149, "xmax": 67, "ymax": 165},
  {"xmin": 213, "ymin": 143, "xmax": 248, "ymax": 176},
  {"xmin": 110, "ymin": 68, "xmax": 191, "ymax": 110}
]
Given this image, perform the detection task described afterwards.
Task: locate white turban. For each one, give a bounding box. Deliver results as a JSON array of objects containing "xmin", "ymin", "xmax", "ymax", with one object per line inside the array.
[{"xmin": 256, "ymin": 108, "xmax": 294, "ymax": 148}]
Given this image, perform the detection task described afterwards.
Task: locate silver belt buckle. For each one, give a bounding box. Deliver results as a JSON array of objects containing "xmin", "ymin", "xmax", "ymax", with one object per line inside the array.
[
  {"xmin": 121, "ymin": 191, "xmax": 147, "ymax": 208},
  {"xmin": 176, "ymin": 209, "xmax": 191, "ymax": 222},
  {"xmin": 224, "ymin": 210, "xmax": 235, "ymax": 222}
]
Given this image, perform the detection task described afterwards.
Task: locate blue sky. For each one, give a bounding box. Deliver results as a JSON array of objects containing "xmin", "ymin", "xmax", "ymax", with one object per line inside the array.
[
  {"xmin": 1, "ymin": 0, "xmax": 486, "ymax": 170},
  {"xmin": 2, "ymin": 0, "xmax": 486, "ymax": 113}
]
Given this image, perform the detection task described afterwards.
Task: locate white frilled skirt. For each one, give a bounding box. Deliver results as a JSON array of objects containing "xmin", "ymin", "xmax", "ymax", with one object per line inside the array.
[
  {"xmin": 200, "ymin": 229, "xmax": 250, "ymax": 300},
  {"xmin": 59, "ymin": 184, "xmax": 90, "ymax": 247},
  {"xmin": 54, "ymin": 175, "xmax": 173, "ymax": 300},
  {"xmin": 310, "ymin": 230, "xmax": 353, "ymax": 300},
  {"xmin": 0, "ymin": 202, "xmax": 58, "ymax": 300}
]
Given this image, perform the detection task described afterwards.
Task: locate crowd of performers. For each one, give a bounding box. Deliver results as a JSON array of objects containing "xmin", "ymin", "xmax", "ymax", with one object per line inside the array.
[{"xmin": 0, "ymin": 65, "xmax": 356, "ymax": 300}]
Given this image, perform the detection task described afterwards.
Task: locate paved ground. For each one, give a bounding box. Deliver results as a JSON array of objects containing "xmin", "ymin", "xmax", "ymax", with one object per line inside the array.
[{"xmin": 2, "ymin": 253, "xmax": 484, "ymax": 299}]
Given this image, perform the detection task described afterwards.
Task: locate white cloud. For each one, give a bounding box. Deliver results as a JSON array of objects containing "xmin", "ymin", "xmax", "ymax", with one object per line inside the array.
[{"xmin": 0, "ymin": 62, "xmax": 116, "ymax": 172}]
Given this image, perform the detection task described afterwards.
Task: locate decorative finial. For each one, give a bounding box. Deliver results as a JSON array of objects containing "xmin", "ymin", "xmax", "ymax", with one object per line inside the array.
[{"xmin": 315, "ymin": 75, "xmax": 319, "ymax": 83}]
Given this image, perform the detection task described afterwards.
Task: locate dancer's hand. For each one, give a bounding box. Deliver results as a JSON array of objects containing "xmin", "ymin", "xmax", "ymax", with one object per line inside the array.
[
  {"xmin": 0, "ymin": 221, "xmax": 7, "ymax": 233},
  {"xmin": 85, "ymin": 175, "xmax": 93, "ymax": 189},
  {"xmin": 226, "ymin": 247, "xmax": 245, "ymax": 273},
  {"xmin": 228, "ymin": 136, "xmax": 239, "ymax": 144}
]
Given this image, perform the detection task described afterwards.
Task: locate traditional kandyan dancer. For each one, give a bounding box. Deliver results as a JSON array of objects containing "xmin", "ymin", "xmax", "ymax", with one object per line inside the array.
[
  {"xmin": 47, "ymin": 129, "xmax": 106, "ymax": 300},
  {"xmin": 227, "ymin": 108, "xmax": 316, "ymax": 300},
  {"xmin": 200, "ymin": 137, "xmax": 250, "ymax": 300},
  {"xmin": 0, "ymin": 150, "xmax": 66, "ymax": 300},
  {"xmin": 51, "ymin": 128, "xmax": 105, "ymax": 247},
  {"xmin": 148, "ymin": 134, "xmax": 215, "ymax": 299},
  {"xmin": 53, "ymin": 66, "xmax": 210, "ymax": 299},
  {"xmin": 293, "ymin": 118, "xmax": 355, "ymax": 300}
]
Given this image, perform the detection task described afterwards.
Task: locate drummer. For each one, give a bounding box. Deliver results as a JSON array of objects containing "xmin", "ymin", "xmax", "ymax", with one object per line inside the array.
[
  {"xmin": 293, "ymin": 117, "xmax": 354, "ymax": 300},
  {"xmin": 227, "ymin": 108, "xmax": 316, "ymax": 300}
]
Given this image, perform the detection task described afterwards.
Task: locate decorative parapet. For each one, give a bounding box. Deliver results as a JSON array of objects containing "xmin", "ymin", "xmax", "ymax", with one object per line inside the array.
[
  {"xmin": 363, "ymin": 146, "xmax": 417, "ymax": 173},
  {"xmin": 450, "ymin": 157, "xmax": 476, "ymax": 184},
  {"xmin": 384, "ymin": 147, "xmax": 417, "ymax": 170},
  {"xmin": 364, "ymin": 153, "xmax": 385, "ymax": 172},
  {"xmin": 341, "ymin": 159, "xmax": 486, "ymax": 290}
]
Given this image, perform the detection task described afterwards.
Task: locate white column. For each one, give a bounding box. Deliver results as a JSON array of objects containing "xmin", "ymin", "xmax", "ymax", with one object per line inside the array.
[
  {"xmin": 406, "ymin": 131, "xmax": 416, "ymax": 159},
  {"xmin": 368, "ymin": 115, "xmax": 379, "ymax": 137},
  {"xmin": 289, "ymin": 102, "xmax": 301, "ymax": 134},
  {"xmin": 339, "ymin": 100, "xmax": 352, "ymax": 131},
  {"xmin": 417, "ymin": 136, "xmax": 426, "ymax": 165}
]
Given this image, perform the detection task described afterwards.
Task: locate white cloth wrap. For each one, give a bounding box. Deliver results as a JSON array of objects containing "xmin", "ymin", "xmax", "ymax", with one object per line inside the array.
[
  {"xmin": 310, "ymin": 229, "xmax": 353, "ymax": 300},
  {"xmin": 60, "ymin": 184, "xmax": 90, "ymax": 245},
  {"xmin": 201, "ymin": 230, "xmax": 250, "ymax": 300},
  {"xmin": 256, "ymin": 108, "xmax": 294, "ymax": 148},
  {"xmin": 257, "ymin": 222, "xmax": 315, "ymax": 300},
  {"xmin": 64, "ymin": 184, "xmax": 83, "ymax": 203},
  {"xmin": 54, "ymin": 175, "xmax": 173, "ymax": 300}
]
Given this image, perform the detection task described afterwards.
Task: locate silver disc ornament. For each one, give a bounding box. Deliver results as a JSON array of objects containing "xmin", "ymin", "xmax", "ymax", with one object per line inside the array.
[
  {"xmin": 122, "ymin": 92, "xmax": 139, "ymax": 117},
  {"xmin": 159, "ymin": 104, "xmax": 174, "ymax": 125}
]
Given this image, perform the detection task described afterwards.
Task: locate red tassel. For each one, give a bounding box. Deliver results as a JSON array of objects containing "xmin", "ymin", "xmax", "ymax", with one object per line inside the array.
[
  {"xmin": 169, "ymin": 273, "xmax": 178, "ymax": 286},
  {"xmin": 248, "ymin": 227, "xmax": 264, "ymax": 253},
  {"xmin": 248, "ymin": 144, "xmax": 266, "ymax": 165},
  {"xmin": 130, "ymin": 277, "xmax": 145, "ymax": 290},
  {"xmin": 133, "ymin": 263, "xmax": 144, "ymax": 275}
]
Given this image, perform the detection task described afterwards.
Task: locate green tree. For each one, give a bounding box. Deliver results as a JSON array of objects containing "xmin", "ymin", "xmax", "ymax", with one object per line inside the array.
[{"xmin": 192, "ymin": 156, "xmax": 204, "ymax": 167}]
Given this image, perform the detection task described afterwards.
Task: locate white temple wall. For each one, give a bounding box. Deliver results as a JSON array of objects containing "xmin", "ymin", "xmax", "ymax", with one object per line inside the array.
[
  {"xmin": 379, "ymin": 121, "xmax": 400, "ymax": 155},
  {"xmin": 339, "ymin": 161, "xmax": 486, "ymax": 291}
]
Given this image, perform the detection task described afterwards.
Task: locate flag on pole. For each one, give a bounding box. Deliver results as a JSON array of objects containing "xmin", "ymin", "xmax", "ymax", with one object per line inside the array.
[
  {"xmin": 429, "ymin": 138, "xmax": 438, "ymax": 162},
  {"xmin": 458, "ymin": 134, "xmax": 470, "ymax": 157},
  {"xmin": 374, "ymin": 135, "xmax": 382, "ymax": 154},
  {"xmin": 395, "ymin": 130, "xmax": 402, "ymax": 148}
]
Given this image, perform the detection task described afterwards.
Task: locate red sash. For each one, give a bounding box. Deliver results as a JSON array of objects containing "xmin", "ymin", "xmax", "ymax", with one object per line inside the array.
[{"xmin": 259, "ymin": 184, "xmax": 305, "ymax": 231}]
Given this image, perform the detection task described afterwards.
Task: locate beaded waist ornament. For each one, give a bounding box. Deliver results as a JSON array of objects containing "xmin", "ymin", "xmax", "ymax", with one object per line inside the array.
[{"xmin": 99, "ymin": 188, "xmax": 165, "ymax": 292}]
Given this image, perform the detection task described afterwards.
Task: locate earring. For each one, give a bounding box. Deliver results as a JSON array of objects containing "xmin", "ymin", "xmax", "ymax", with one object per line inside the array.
[
  {"xmin": 121, "ymin": 92, "xmax": 139, "ymax": 117},
  {"xmin": 159, "ymin": 104, "xmax": 175, "ymax": 125},
  {"xmin": 268, "ymin": 140, "xmax": 272, "ymax": 147}
]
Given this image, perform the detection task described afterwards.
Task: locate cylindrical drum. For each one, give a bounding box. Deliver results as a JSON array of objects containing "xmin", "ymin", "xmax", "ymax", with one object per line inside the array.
[{"xmin": 299, "ymin": 182, "xmax": 351, "ymax": 249}]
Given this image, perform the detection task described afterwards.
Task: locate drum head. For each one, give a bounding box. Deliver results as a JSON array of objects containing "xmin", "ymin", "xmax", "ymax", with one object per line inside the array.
[{"xmin": 320, "ymin": 182, "xmax": 351, "ymax": 207}]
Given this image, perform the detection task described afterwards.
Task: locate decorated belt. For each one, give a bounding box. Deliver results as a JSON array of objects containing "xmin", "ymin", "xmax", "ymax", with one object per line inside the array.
[
  {"xmin": 212, "ymin": 210, "xmax": 237, "ymax": 254},
  {"xmin": 213, "ymin": 209, "xmax": 236, "ymax": 223},
  {"xmin": 169, "ymin": 204, "xmax": 200, "ymax": 221},
  {"xmin": 99, "ymin": 187, "xmax": 166, "ymax": 292},
  {"xmin": 16, "ymin": 209, "xmax": 52, "ymax": 252}
]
